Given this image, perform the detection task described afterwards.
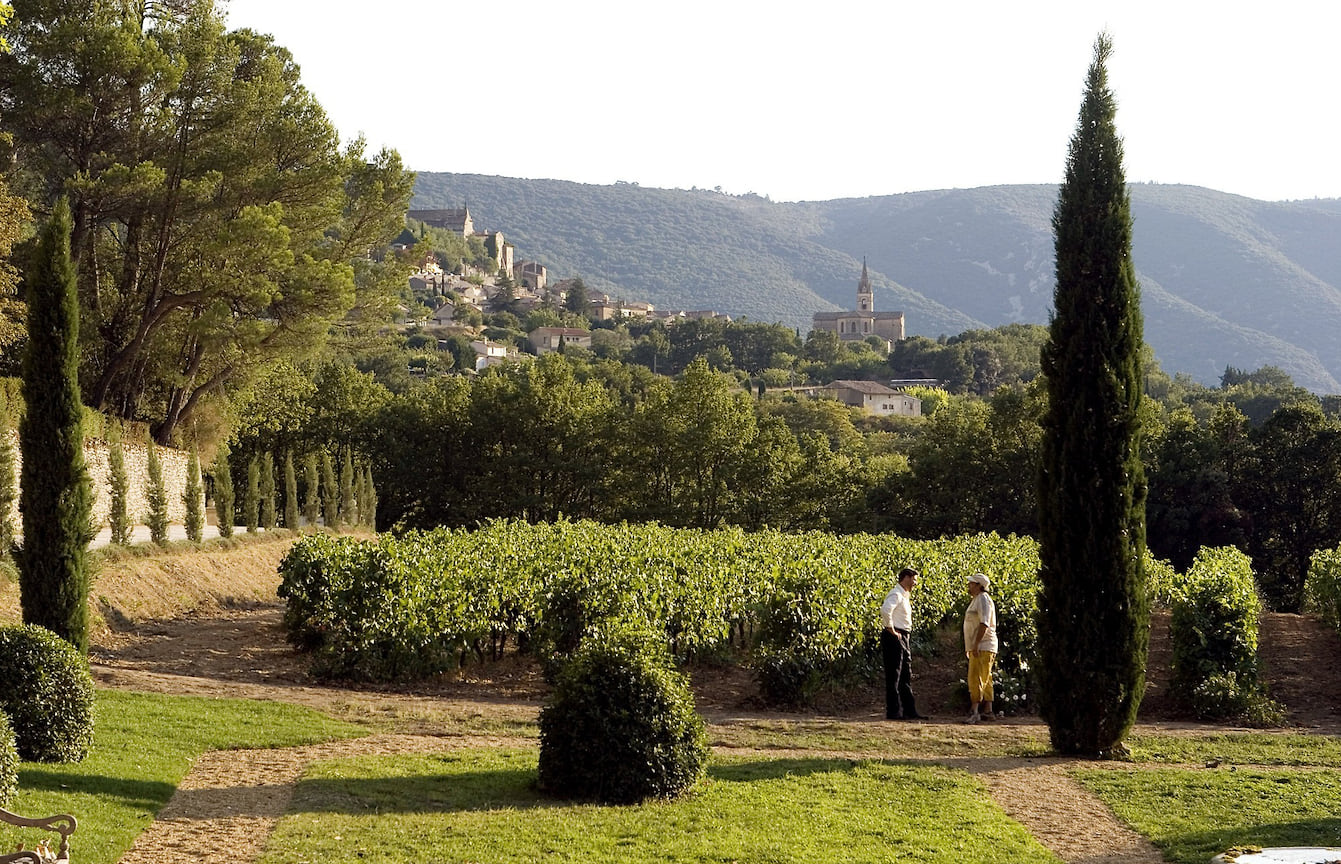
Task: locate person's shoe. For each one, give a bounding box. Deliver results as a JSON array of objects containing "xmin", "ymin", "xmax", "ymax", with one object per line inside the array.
[{"xmin": 965, "ymin": 712, "xmax": 981, "ymax": 724}]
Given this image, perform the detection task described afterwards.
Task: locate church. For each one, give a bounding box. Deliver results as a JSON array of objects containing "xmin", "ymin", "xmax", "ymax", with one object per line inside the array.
[{"xmin": 811, "ymin": 259, "xmax": 905, "ymax": 348}]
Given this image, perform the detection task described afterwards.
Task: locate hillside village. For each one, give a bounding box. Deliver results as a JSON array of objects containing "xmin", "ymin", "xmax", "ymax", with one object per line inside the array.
[{"xmin": 400, "ymin": 207, "xmax": 922, "ymax": 418}]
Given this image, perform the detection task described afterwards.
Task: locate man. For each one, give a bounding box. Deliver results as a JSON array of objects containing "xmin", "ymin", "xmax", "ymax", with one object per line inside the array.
[
  {"xmin": 963, "ymin": 572, "xmax": 999, "ymax": 724},
  {"xmin": 880, "ymin": 567, "xmax": 924, "ymax": 720}
]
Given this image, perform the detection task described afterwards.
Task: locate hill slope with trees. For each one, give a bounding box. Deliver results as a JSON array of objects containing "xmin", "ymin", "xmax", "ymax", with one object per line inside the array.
[{"xmin": 412, "ymin": 174, "xmax": 1341, "ymax": 392}]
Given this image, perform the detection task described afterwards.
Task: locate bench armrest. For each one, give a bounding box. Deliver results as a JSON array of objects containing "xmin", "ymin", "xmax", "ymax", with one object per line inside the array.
[{"xmin": 0, "ymin": 808, "xmax": 77, "ymax": 862}]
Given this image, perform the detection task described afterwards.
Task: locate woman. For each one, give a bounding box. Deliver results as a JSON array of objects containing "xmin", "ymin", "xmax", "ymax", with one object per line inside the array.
[{"xmin": 963, "ymin": 572, "xmax": 998, "ymax": 723}]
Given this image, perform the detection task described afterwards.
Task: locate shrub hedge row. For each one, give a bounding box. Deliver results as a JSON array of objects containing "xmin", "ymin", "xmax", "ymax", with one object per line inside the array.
[{"xmin": 277, "ymin": 521, "xmax": 1273, "ymax": 710}]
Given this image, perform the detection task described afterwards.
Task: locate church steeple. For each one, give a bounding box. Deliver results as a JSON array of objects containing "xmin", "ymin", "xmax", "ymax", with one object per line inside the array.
[{"xmin": 858, "ymin": 257, "xmax": 873, "ymax": 313}]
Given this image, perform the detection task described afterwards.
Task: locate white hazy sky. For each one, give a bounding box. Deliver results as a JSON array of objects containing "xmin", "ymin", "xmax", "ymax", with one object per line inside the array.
[{"xmin": 222, "ymin": 0, "xmax": 1341, "ymax": 203}]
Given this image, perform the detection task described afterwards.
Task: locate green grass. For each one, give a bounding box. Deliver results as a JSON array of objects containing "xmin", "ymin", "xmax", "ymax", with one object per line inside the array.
[
  {"xmin": 0, "ymin": 688, "xmax": 367, "ymax": 864},
  {"xmin": 1127, "ymin": 731, "xmax": 1341, "ymax": 766},
  {"xmin": 1076, "ymin": 767, "xmax": 1341, "ymax": 864},
  {"xmin": 261, "ymin": 748, "xmax": 1062, "ymax": 864},
  {"xmin": 710, "ymin": 717, "xmax": 1052, "ymax": 758}
]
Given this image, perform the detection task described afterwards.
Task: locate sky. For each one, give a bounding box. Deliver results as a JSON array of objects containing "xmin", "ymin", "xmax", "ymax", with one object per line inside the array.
[{"xmin": 222, "ymin": 0, "xmax": 1341, "ymax": 203}]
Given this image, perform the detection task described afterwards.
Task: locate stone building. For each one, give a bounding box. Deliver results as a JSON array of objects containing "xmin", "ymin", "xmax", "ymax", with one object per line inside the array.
[{"xmin": 812, "ymin": 259, "xmax": 905, "ymax": 347}]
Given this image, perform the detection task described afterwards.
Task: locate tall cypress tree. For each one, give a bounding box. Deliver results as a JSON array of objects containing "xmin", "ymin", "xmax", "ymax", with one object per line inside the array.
[
  {"xmin": 145, "ymin": 442, "xmax": 169, "ymax": 544},
  {"xmin": 282, "ymin": 450, "xmax": 299, "ymax": 530},
  {"xmin": 259, "ymin": 451, "xmax": 276, "ymax": 530},
  {"xmin": 339, "ymin": 447, "xmax": 356, "ymax": 526},
  {"xmin": 213, "ymin": 442, "xmax": 234, "ymax": 539},
  {"xmin": 0, "ymin": 402, "xmax": 18, "ymax": 554},
  {"xmin": 1037, "ymin": 34, "xmax": 1148, "ymax": 757},
  {"xmin": 16, "ymin": 198, "xmax": 95, "ymax": 651},
  {"xmin": 245, "ymin": 454, "xmax": 260, "ymax": 532},
  {"xmin": 184, "ymin": 449, "xmax": 204, "ymax": 543},
  {"xmin": 303, "ymin": 452, "xmax": 320, "ymax": 528},
  {"xmin": 107, "ymin": 421, "xmax": 131, "ymax": 545},
  {"xmin": 321, "ymin": 450, "xmax": 339, "ymax": 530}
]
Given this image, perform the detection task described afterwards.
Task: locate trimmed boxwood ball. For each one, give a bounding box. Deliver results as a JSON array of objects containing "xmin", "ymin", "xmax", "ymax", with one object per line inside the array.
[
  {"xmin": 0, "ymin": 625, "xmax": 95, "ymax": 762},
  {"xmin": 0, "ymin": 712, "xmax": 17, "ymax": 807},
  {"xmin": 538, "ymin": 628, "xmax": 709, "ymax": 804}
]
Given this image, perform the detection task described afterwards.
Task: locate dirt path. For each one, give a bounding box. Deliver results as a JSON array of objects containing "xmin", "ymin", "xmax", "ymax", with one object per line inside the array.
[{"xmin": 87, "ymin": 603, "xmax": 1341, "ymax": 864}]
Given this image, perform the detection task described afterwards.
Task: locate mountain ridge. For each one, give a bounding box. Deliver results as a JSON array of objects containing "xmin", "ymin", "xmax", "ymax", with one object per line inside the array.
[{"xmin": 411, "ymin": 174, "xmax": 1341, "ymax": 392}]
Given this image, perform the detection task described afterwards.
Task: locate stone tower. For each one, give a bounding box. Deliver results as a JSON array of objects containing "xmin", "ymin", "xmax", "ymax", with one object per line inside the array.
[{"xmin": 857, "ymin": 257, "xmax": 873, "ymax": 313}]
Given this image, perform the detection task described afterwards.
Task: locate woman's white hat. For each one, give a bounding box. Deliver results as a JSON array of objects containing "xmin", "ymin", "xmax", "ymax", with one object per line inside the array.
[{"xmin": 967, "ymin": 572, "xmax": 991, "ymax": 589}]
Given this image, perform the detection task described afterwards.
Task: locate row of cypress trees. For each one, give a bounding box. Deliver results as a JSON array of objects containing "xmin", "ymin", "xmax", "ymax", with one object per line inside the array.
[{"xmin": 210, "ymin": 446, "xmax": 376, "ymax": 536}]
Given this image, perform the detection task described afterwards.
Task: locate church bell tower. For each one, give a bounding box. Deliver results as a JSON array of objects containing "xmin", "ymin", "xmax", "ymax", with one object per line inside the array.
[{"xmin": 857, "ymin": 257, "xmax": 873, "ymax": 313}]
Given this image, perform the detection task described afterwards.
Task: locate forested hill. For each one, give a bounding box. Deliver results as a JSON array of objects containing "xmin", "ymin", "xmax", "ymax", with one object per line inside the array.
[{"xmin": 412, "ymin": 174, "xmax": 1341, "ymax": 393}]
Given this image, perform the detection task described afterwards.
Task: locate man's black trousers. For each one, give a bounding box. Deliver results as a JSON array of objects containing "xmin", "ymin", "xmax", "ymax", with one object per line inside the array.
[{"xmin": 881, "ymin": 628, "xmax": 918, "ymax": 719}]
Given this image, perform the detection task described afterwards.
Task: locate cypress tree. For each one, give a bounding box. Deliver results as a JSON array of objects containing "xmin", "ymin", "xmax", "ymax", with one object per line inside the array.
[
  {"xmin": 0, "ymin": 404, "xmax": 18, "ymax": 554},
  {"xmin": 213, "ymin": 442, "xmax": 234, "ymax": 539},
  {"xmin": 259, "ymin": 452, "xmax": 276, "ymax": 530},
  {"xmin": 303, "ymin": 452, "xmax": 320, "ymax": 528},
  {"xmin": 362, "ymin": 464, "xmax": 378, "ymax": 529},
  {"xmin": 245, "ymin": 454, "xmax": 260, "ymax": 532},
  {"xmin": 321, "ymin": 450, "xmax": 339, "ymax": 529},
  {"xmin": 16, "ymin": 198, "xmax": 95, "ymax": 651},
  {"xmin": 183, "ymin": 449, "xmax": 204, "ymax": 543},
  {"xmin": 282, "ymin": 450, "xmax": 299, "ymax": 530},
  {"xmin": 107, "ymin": 422, "xmax": 131, "ymax": 545},
  {"xmin": 145, "ymin": 442, "xmax": 169, "ymax": 544},
  {"xmin": 340, "ymin": 447, "xmax": 356, "ymax": 526},
  {"xmin": 1037, "ymin": 34, "xmax": 1148, "ymax": 757}
]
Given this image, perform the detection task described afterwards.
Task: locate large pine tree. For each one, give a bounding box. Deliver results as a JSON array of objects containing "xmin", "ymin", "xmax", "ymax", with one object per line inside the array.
[
  {"xmin": 16, "ymin": 198, "xmax": 95, "ymax": 652},
  {"xmin": 1037, "ymin": 35, "xmax": 1149, "ymax": 757}
]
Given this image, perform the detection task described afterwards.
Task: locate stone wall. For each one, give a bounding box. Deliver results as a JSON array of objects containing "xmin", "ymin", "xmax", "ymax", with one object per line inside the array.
[{"xmin": 3, "ymin": 430, "xmax": 197, "ymax": 529}]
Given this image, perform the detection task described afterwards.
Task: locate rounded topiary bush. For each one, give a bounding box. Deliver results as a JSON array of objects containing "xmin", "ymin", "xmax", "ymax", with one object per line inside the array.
[
  {"xmin": 0, "ymin": 625, "xmax": 95, "ymax": 762},
  {"xmin": 0, "ymin": 712, "xmax": 17, "ymax": 807},
  {"xmin": 538, "ymin": 626, "xmax": 709, "ymax": 804}
]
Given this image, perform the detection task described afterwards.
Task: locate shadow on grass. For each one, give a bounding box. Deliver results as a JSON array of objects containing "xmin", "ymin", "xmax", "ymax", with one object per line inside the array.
[
  {"xmin": 286, "ymin": 757, "xmax": 869, "ymax": 816},
  {"xmin": 17, "ymin": 768, "xmax": 177, "ymax": 810},
  {"xmin": 1159, "ymin": 818, "xmax": 1341, "ymax": 864}
]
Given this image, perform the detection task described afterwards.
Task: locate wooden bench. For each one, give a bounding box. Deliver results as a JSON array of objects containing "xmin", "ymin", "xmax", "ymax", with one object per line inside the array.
[{"xmin": 0, "ymin": 807, "xmax": 76, "ymax": 863}]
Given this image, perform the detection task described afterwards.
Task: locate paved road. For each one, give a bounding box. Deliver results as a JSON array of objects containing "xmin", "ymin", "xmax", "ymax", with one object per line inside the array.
[{"xmin": 91, "ymin": 523, "xmax": 240, "ymax": 549}]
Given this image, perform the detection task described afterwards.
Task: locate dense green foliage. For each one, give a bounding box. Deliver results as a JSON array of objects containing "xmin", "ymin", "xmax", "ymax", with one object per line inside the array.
[
  {"xmin": 538, "ymin": 627, "xmax": 708, "ymax": 803},
  {"xmin": 106, "ymin": 423, "xmax": 130, "ymax": 546},
  {"xmin": 283, "ymin": 451, "xmax": 300, "ymax": 529},
  {"xmin": 1036, "ymin": 36, "xmax": 1148, "ymax": 756},
  {"xmin": 212, "ymin": 442, "xmax": 234, "ymax": 539},
  {"xmin": 0, "ymin": 407, "xmax": 15, "ymax": 553},
  {"xmin": 1236, "ymin": 402, "xmax": 1341, "ymax": 611},
  {"xmin": 184, "ymin": 450, "xmax": 204, "ymax": 543},
  {"xmin": 0, "ymin": 1, "xmax": 415, "ymax": 444},
  {"xmin": 0, "ymin": 713, "xmax": 15, "ymax": 807},
  {"xmin": 145, "ymin": 443, "xmax": 168, "ymax": 544},
  {"xmin": 1168, "ymin": 548, "xmax": 1280, "ymax": 723},
  {"xmin": 1305, "ymin": 545, "xmax": 1341, "ymax": 635},
  {"xmin": 0, "ymin": 625, "xmax": 95, "ymax": 762},
  {"xmin": 16, "ymin": 199, "xmax": 95, "ymax": 652},
  {"xmin": 277, "ymin": 522, "xmax": 1050, "ymax": 705}
]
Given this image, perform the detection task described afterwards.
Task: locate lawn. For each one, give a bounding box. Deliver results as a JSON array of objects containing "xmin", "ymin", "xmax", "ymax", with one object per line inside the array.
[
  {"xmin": 1076, "ymin": 766, "xmax": 1341, "ymax": 864},
  {"xmin": 260, "ymin": 748, "xmax": 1062, "ymax": 864},
  {"xmin": 0, "ymin": 688, "xmax": 367, "ymax": 864}
]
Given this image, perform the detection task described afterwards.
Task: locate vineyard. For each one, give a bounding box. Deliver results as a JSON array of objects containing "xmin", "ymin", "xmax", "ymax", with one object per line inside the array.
[{"xmin": 279, "ymin": 521, "xmax": 1198, "ymax": 705}]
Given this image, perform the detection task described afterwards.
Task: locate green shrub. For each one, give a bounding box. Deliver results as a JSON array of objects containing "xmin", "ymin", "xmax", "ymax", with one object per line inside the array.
[
  {"xmin": 538, "ymin": 624, "xmax": 708, "ymax": 804},
  {"xmin": 0, "ymin": 625, "xmax": 95, "ymax": 761},
  {"xmin": 0, "ymin": 712, "xmax": 16, "ymax": 806},
  {"xmin": 1304, "ymin": 545, "xmax": 1341, "ymax": 634},
  {"xmin": 1170, "ymin": 547, "xmax": 1280, "ymax": 723}
]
